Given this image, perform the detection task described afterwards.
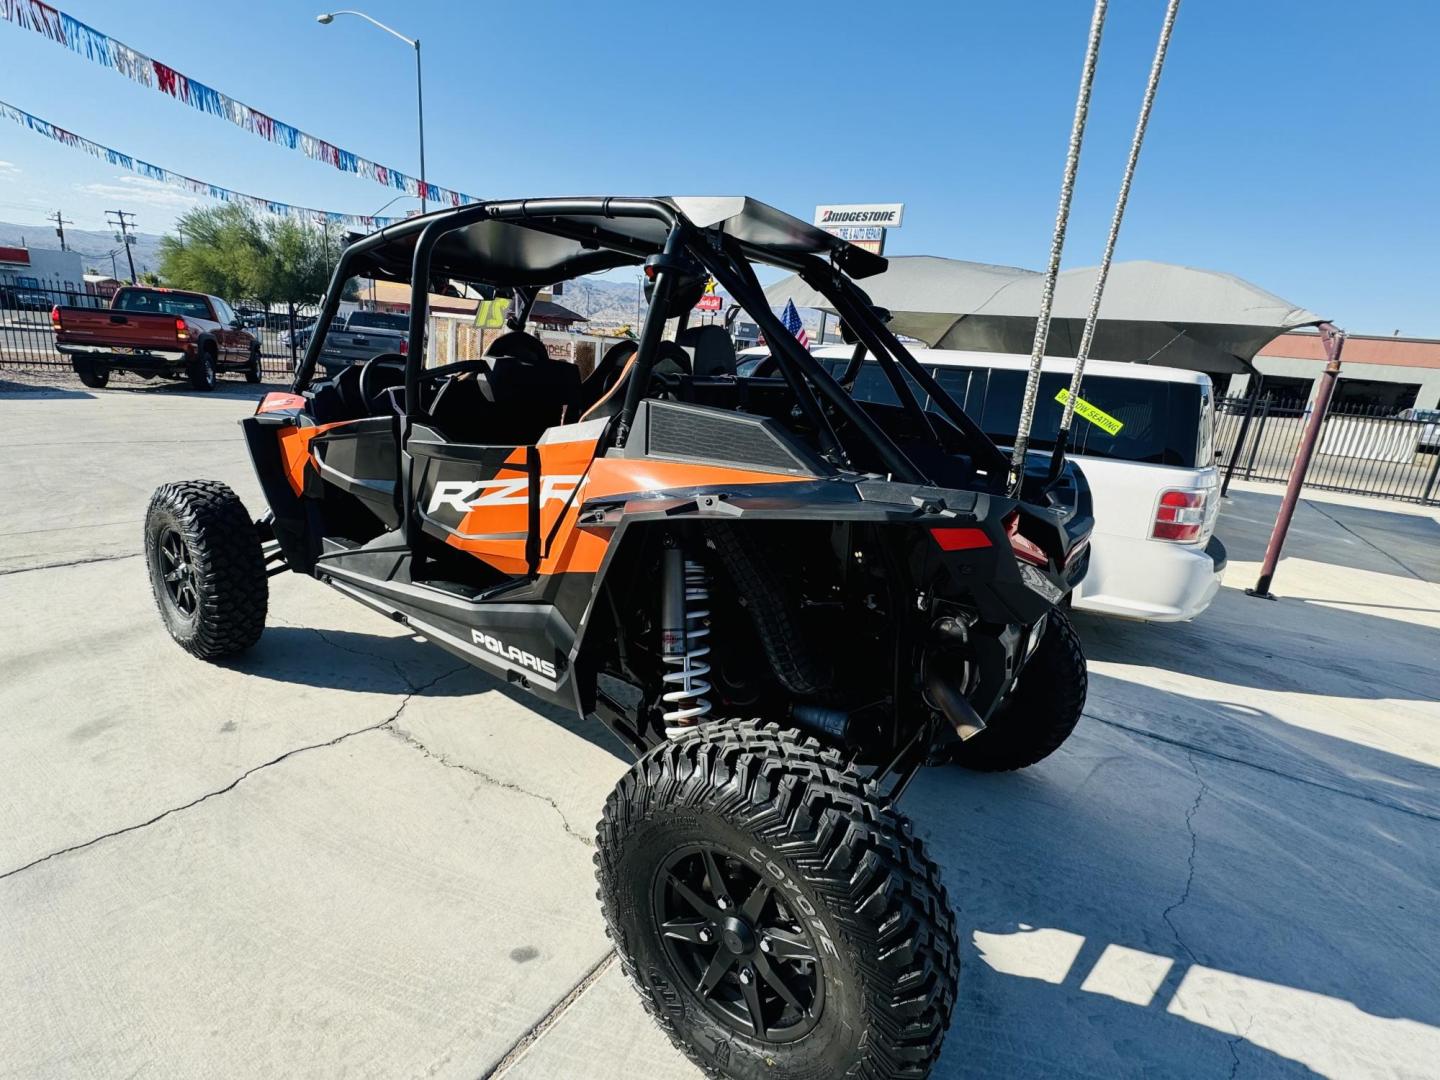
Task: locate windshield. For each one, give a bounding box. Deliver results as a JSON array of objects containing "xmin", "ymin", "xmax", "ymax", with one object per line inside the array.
[
  {"xmin": 345, "ymin": 311, "xmax": 409, "ymax": 332},
  {"xmin": 114, "ymin": 288, "xmax": 212, "ymax": 320}
]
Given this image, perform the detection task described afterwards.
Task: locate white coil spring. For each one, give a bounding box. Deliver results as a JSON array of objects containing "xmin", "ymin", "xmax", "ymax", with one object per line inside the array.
[{"xmin": 662, "ymin": 558, "xmax": 712, "ymax": 735}]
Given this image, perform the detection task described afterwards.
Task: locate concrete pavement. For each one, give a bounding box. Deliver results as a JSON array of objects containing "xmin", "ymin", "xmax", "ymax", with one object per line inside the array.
[{"xmin": 1, "ymin": 380, "xmax": 1437, "ymax": 1078}]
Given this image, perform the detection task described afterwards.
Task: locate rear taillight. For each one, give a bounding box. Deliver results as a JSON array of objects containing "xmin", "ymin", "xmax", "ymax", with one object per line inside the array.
[
  {"xmin": 1004, "ymin": 511, "xmax": 1050, "ymax": 567},
  {"xmin": 50, "ymin": 305, "xmax": 61, "ymax": 330},
  {"xmin": 398, "ymin": 338, "xmax": 409, "ymax": 355},
  {"xmin": 174, "ymin": 317, "xmax": 189, "ymax": 341},
  {"xmin": 929, "ymin": 526, "xmax": 991, "ymax": 552},
  {"xmin": 1152, "ymin": 488, "xmax": 1209, "ymax": 543}
]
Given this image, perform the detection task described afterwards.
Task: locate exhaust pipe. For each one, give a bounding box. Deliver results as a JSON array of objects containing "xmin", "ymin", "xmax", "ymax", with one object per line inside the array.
[{"xmin": 924, "ymin": 669, "xmax": 987, "ymax": 741}]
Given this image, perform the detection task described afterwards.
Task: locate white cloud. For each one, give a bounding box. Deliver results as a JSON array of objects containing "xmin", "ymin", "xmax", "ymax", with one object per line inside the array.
[
  {"xmin": 0, "ymin": 161, "xmax": 20, "ymax": 176},
  {"xmin": 73, "ymin": 176, "xmax": 203, "ymax": 212}
]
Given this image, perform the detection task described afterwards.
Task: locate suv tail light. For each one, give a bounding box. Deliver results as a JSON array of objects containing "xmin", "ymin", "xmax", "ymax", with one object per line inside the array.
[
  {"xmin": 398, "ymin": 338, "xmax": 409, "ymax": 356},
  {"xmin": 1004, "ymin": 511, "xmax": 1050, "ymax": 567},
  {"xmin": 174, "ymin": 317, "xmax": 189, "ymax": 341},
  {"xmin": 50, "ymin": 305, "xmax": 61, "ymax": 330},
  {"xmin": 1152, "ymin": 488, "xmax": 1210, "ymax": 543}
]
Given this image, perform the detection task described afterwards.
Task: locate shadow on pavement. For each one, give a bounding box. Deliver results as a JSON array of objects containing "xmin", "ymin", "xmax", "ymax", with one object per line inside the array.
[
  {"xmin": 0, "ymin": 378, "xmax": 94, "ymax": 398},
  {"xmin": 1218, "ymin": 487, "xmax": 1440, "ymax": 583},
  {"xmin": 1076, "ymin": 582, "xmax": 1439, "ymax": 702},
  {"xmin": 906, "ymin": 683, "xmax": 1440, "ymax": 1077},
  {"xmin": 232, "ymin": 625, "xmax": 630, "ymax": 762}
]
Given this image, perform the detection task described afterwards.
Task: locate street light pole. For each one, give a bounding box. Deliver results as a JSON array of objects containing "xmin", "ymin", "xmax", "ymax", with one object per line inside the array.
[{"xmin": 316, "ymin": 11, "xmax": 426, "ymax": 214}]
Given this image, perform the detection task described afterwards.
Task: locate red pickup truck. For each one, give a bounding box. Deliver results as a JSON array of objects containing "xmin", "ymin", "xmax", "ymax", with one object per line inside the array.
[{"xmin": 52, "ymin": 287, "xmax": 262, "ymax": 391}]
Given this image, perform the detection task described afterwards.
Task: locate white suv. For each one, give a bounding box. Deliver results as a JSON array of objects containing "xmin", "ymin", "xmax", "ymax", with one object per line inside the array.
[{"xmin": 739, "ymin": 346, "xmax": 1225, "ymax": 622}]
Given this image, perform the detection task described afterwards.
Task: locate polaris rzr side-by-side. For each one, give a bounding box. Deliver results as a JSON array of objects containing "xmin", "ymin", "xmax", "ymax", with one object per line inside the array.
[{"xmin": 144, "ymin": 196, "xmax": 1093, "ymax": 1079}]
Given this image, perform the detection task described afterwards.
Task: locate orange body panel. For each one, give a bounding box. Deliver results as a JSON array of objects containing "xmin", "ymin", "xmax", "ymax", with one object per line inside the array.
[{"xmin": 278, "ymin": 418, "xmax": 809, "ymax": 577}]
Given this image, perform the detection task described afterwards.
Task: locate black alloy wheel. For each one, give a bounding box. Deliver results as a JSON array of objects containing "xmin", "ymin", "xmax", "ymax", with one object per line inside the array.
[
  {"xmin": 156, "ymin": 525, "xmax": 200, "ymax": 620},
  {"xmin": 654, "ymin": 842, "xmax": 823, "ymax": 1043}
]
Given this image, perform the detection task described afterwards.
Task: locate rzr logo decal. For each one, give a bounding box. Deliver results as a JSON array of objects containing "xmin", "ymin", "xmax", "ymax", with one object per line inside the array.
[
  {"xmin": 427, "ymin": 475, "xmax": 583, "ymax": 515},
  {"xmin": 470, "ymin": 630, "xmax": 558, "ymax": 679}
]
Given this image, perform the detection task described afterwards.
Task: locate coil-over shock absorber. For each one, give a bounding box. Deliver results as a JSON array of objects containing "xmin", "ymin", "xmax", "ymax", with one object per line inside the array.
[{"xmin": 660, "ymin": 545, "xmax": 711, "ymax": 737}]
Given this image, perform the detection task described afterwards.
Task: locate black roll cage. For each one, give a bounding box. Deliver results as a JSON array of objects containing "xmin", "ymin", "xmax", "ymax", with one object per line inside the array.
[{"xmin": 292, "ymin": 197, "xmax": 1011, "ymax": 488}]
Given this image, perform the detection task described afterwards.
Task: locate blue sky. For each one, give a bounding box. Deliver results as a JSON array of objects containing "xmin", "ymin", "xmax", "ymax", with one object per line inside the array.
[{"xmin": 1, "ymin": 0, "xmax": 1436, "ymax": 334}]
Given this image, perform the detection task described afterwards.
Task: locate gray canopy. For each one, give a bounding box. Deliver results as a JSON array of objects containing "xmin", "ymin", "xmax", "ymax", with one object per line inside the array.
[{"xmin": 765, "ymin": 256, "xmax": 1325, "ymax": 374}]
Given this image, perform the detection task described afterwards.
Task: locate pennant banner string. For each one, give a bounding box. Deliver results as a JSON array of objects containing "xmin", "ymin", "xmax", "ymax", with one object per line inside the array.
[
  {"xmin": 0, "ymin": 99, "xmax": 408, "ymax": 232},
  {"xmin": 0, "ymin": 0, "xmax": 479, "ymax": 207}
]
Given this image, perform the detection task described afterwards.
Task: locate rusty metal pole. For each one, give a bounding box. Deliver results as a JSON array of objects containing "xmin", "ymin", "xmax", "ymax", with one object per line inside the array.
[{"xmin": 1247, "ymin": 323, "xmax": 1344, "ymax": 599}]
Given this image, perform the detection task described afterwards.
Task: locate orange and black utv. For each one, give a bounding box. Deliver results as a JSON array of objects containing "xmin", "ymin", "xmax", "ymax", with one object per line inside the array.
[{"xmin": 144, "ymin": 196, "xmax": 1093, "ymax": 1079}]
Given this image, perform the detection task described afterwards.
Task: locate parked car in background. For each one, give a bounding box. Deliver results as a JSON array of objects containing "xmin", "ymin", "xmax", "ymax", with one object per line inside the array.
[
  {"xmin": 52, "ymin": 286, "xmax": 261, "ymax": 391},
  {"xmin": 1399, "ymin": 406, "xmax": 1440, "ymax": 452},
  {"xmin": 12, "ymin": 290, "xmax": 53, "ymax": 311},
  {"xmin": 740, "ymin": 345, "xmax": 1225, "ymax": 621},
  {"xmin": 316, "ymin": 309, "xmax": 409, "ymax": 373}
]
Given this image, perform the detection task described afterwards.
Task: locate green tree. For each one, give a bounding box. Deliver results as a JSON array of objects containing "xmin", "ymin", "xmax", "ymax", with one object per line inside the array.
[{"xmin": 157, "ymin": 204, "xmax": 331, "ymax": 303}]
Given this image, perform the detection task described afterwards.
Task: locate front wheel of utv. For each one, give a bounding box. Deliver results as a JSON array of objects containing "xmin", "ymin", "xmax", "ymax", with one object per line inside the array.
[
  {"xmin": 597, "ymin": 723, "xmax": 959, "ymax": 1079},
  {"xmin": 144, "ymin": 480, "xmax": 267, "ymax": 659},
  {"xmin": 944, "ymin": 607, "xmax": 1087, "ymax": 773}
]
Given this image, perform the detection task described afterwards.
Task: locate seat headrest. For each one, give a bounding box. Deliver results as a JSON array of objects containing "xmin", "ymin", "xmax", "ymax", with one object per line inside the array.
[
  {"xmin": 677, "ymin": 324, "xmax": 737, "ymax": 378},
  {"xmin": 485, "ymin": 330, "xmax": 549, "ymax": 364}
]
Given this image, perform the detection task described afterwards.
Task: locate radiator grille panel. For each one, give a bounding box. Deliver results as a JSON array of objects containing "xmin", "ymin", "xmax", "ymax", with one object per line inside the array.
[{"xmin": 645, "ymin": 403, "xmax": 809, "ymax": 473}]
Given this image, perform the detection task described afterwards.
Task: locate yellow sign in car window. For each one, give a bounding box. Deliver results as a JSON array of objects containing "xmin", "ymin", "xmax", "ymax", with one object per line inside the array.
[
  {"xmin": 474, "ymin": 297, "xmax": 510, "ymax": 330},
  {"xmin": 1055, "ymin": 388, "xmax": 1125, "ymax": 436}
]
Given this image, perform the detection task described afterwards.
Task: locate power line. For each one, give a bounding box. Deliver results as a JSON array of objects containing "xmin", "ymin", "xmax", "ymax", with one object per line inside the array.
[{"xmin": 106, "ymin": 209, "xmax": 138, "ymax": 284}]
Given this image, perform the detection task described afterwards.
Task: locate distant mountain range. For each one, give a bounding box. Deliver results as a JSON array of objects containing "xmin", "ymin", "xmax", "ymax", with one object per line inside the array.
[{"xmin": 0, "ymin": 221, "xmax": 166, "ymax": 277}]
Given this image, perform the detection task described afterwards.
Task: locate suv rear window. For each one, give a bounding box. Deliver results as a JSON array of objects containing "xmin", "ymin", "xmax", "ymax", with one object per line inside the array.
[
  {"xmin": 927, "ymin": 366, "xmax": 1203, "ymax": 467},
  {"xmin": 345, "ymin": 312, "xmax": 409, "ymax": 332}
]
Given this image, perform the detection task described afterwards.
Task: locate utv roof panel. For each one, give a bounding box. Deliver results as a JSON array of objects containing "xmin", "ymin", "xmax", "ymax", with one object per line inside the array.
[{"xmin": 353, "ymin": 196, "xmax": 887, "ymax": 287}]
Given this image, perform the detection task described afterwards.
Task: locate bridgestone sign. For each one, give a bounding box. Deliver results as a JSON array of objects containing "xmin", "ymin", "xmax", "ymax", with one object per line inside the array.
[{"xmin": 814, "ymin": 203, "xmax": 905, "ymax": 228}]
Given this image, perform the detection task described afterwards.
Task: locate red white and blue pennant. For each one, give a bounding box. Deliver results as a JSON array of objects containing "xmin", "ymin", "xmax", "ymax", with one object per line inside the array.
[
  {"xmin": 0, "ymin": 99, "xmax": 406, "ymax": 232},
  {"xmin": 0, "ymin": 0, "xmax": 478, "ymax": 207}
]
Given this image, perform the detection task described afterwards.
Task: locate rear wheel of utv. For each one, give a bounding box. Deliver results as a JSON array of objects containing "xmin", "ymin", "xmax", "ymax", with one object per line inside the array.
[
  {"xmin": 245, "ymin": 344, "xmax": 263, "ymax": 384},
  {"xmin": 944, "ymin": 608, "xmax": 1086, "ymax": 773},
  {"xmin": 73, "ymin": 358, "xmax": 108, "ymax": 389},
  {"xmin": 144, "ymin": 480, "xmax": 267, "ymax": 659},
  {"xmin": 597, "ymin": 722, "xmax": 959, "ymax": 1079},
  {"xmin": 188, "ymin": 346, "xmax": 217, "ymax": 391}
]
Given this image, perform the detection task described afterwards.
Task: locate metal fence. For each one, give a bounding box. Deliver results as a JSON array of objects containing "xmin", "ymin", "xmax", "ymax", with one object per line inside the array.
[
  {"xmin": 1217, "ymin": 394, "xmax": 1440, "ymax": 505},
  {"xmin": 0, "ymin": 284, "xmax": 319, "ymax": 381}
]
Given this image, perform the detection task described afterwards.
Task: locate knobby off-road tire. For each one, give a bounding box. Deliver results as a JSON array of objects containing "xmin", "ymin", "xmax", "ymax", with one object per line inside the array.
[
  {"xmin": 73, "ymin": 358, "xmax": 108, "ymax": 388},
  {"xmin": 596, "ymin": 722, "xmax": 959, "ymax": 1079},
  {"xmin": 144, "ymin": 480, "xmax": 267, "ymax": 659},
  {"xmin": 245, "ymin": 344, "xmax": 263, "ymax": 384},
  {"xmin": 188, "ymin": 346, "xmax": 218, "ymax": 391},
  {"xmin": 945, "ymin": 608, "xmax": 1086, "ymax": 773}
]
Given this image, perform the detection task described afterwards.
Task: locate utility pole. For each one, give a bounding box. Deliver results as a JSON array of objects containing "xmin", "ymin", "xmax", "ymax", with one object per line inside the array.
[
  {"xmin": 106, "ymin": 209, "xmax": 138, "ymax": 283},
  {"xmin": 106, "ymin": 249, "xmax": 120, "ymax": 278},
  {"xmin": 50, "ymin": 210, "xmax": 74, "ymax": 252}
]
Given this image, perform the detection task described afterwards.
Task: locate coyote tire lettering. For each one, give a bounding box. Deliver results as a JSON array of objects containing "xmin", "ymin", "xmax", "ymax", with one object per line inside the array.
[{"xmin": 595, "ymin": 721, "xmax": 959, "ymax": 1079}]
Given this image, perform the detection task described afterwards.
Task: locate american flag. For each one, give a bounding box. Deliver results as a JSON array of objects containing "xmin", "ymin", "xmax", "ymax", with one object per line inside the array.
[{"xmin": 780, "ymin": 299, "xmax": 810, "ymax": 350}]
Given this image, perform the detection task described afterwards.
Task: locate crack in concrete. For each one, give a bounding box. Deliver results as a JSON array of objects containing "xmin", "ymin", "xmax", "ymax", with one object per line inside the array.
[
  {"xmin": 1161, "ymin": 751, "xmax": 1204, "ymax": 966},
  {"xmin": 385, "ymin": 725, "xmax": 594, "ymax": 848},
  {"xmin": 482, "ymin": 952, "xmax": 616, "ymax": 1078},
  {"xmin": 1086, "ymin": 713, "xmax": 1440, "ymax": 824},
  {"xmin": 0, "ymin": 666, "xmax": 467, "ymax": 882},
  {"xmin": 0, "ymin": 552, "xmax": 140, "ymax": 576},
  {"xmin": 1302, "ymin": 498, "xmax": 1430, "ymax": 584},
  {"xmin": 1226, "ymin": 1015, "xmax": 1254, "ymax": 1080}
]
